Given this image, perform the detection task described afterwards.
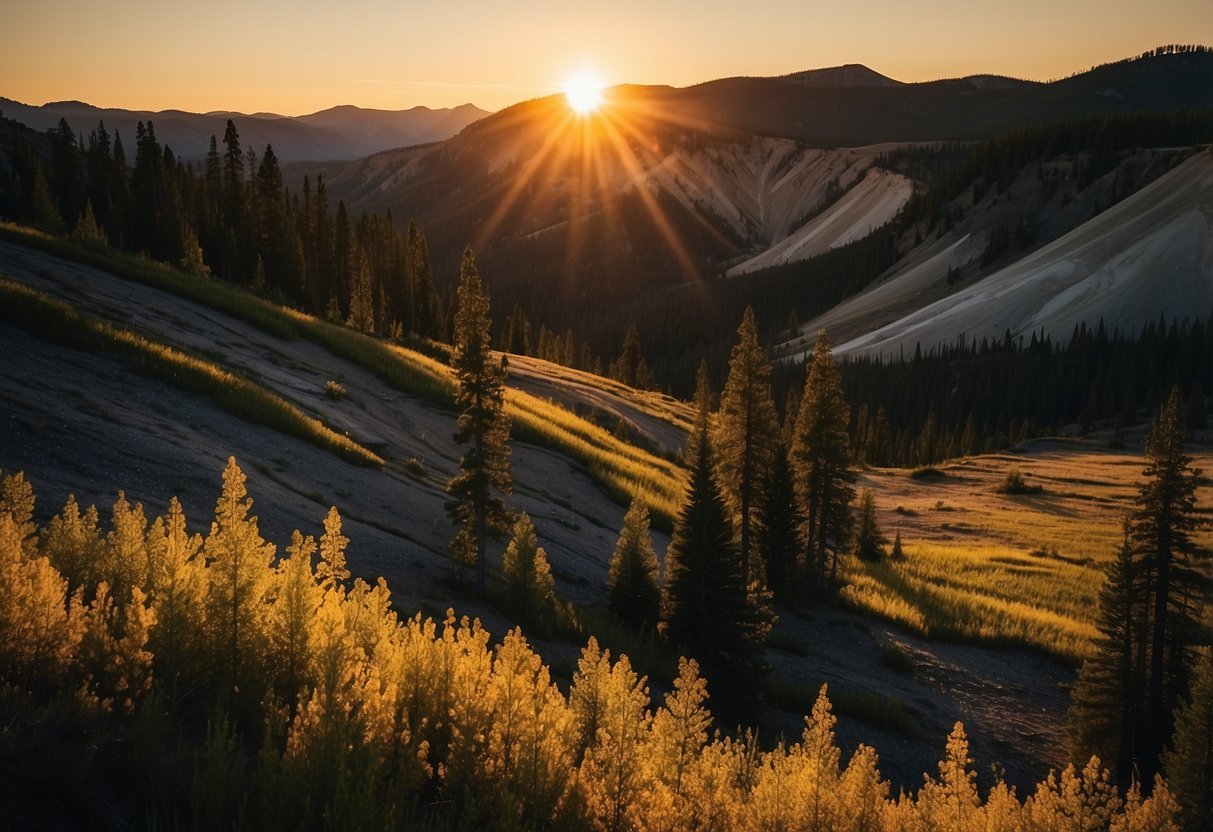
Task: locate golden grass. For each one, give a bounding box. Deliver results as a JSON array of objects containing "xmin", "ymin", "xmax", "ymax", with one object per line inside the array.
[
  {"xmin": 850, "ymin": 442, "xmax": 1213, "ymax": 661},
  {"xmin": 840, "ymin": 541, "xmax": 1099, "ymax": 662},
  {"xmin": 505, "ymin": 388, "xmax": 685, "ymax": 524}
]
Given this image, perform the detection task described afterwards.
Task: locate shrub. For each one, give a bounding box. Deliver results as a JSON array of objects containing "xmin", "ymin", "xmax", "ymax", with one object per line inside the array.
[{"xmin": 996, "ymin": 468, "xmax": 1043, "ymax": 495}]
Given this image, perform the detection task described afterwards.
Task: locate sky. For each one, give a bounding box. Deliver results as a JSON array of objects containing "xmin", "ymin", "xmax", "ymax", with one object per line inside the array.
[{"xmin": 3, "ymin": 0, "xmax": 1210, "ymax": 115}]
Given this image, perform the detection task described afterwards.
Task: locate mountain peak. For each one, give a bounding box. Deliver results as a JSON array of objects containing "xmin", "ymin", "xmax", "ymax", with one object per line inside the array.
[{"xmin": 780, "ymin": 64, "xmax": 904, "ymax": 87}]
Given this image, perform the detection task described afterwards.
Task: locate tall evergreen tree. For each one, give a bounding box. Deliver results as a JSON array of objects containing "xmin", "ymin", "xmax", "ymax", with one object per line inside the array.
[
  {"xmin": 607, "ymin": 499, "xmax": 661, "ymax": 629},
  {"xmin": 853, "ymin": 488, "xmax": 885, "ymax": 562},
  {"xmin": 714, "ymin": 306, "xmax": 779, "ymax": 585},
  {"xmin": 48, "ymin": 117, "xmax": 82, "ymax": 231},
  {"xmin": 663, "ymin": 363, "xmax": 770, "ymax": 714},
  {"xmin": 1162, "ymin": 648, "xmax": 1213, "ymax": 832},
  {"xmin": 1134, "ymin": 386, "xmax": 1205, "ymax": 783},
  {"xmin": 611, "ymin": 324, "xmax": 651, "ymax": 389},
  {"xmin": 445, "ymin": 248, "xmax": 512, "ymax": 596},
  {"xmin": 203, "ymin": 457, "xmax": 275, "ymax": 699},
  {"xmin": 502, "ymin": 513, "xmax": 557, "ymax": 631},
  {"xmin": 1068, "ymin": 521, "xmax": 1142, "ymax": 785},
  {"xmin": 791, "ymin": 331, "xmax": 856, "ymax": 594},
  {"xmin": 758, "ymin": 438, "xmax": 800, "ymax": 600},
  {"xmin": 404, "ymin": 219, "xmax": 439, "ymax": 339}
]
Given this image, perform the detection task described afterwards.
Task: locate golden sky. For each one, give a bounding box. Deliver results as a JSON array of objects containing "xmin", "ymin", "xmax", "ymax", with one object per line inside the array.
[{"xmin": 3, "ymin": 0, "xmax": 1209, "ymax": 114}]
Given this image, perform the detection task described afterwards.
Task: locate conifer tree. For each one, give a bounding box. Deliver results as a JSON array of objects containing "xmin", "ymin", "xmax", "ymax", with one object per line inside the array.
[
  {"xmin": 714, "ymin": 306, "xmax": 779, "ymax": 585},
  {"xmin": 502, "ymin": 513, "xmax": 557, "ymax": 630},
  {"xmin": 647, "ymin": 658, "xmax": 711, "ymax": 801},
  {"xmin": 405, "ymin": 220, "xmax": 439, "ymax": 339},
  {"xmin": 316, "ymin": 505, "xmax": 350, "ymax": 591},
  {"xmin": 663, "ymin": 362, "xmax": 770, "ymax": 713},
  {"xmin": 611, "ymin": 324, "xmax": 650, "ymax": 388},
  {"xmin": 0, "ymin": 511, "xmax": 84, "ymax": 687},
  {"xmin": 758, "ymin": 438, "xmax": 800, "ymax": 600},
  {"xmin": 853, "ymin": 488, "xmax": 885, "ymax": 562},
  {"xmin": 40, "ymin": 494, "xmax": 102, "ymax": 592},
  {"xmin": 607, "ymin": 499, "xmax": 661, "ymax": 629},
  {"xmin": 347, "ymin": 251, "xmax": 375, "ymax": 333},
  {"xmin": 446, "ymin": 248, "xmax": 512, "ymax": 596},
  {"xmin": 917, "ymin": 722, "xmax": 982, "ymax": 832},
  {"xmin": 268, "ymin": 530, "xmax": 319, "ymax": 712},
  {"xmin": 1162, "ymin": 649, "xmax": 1213, "ymax": 831},
  {"xmin": 580, "ymin": 652, "xmax": 651, "ymax": 832},
  {"xmin": 1069, "ymin": 522, "xmax": 1141, "ymax": 783},
  {"xmin": 1134, "ymin": 386, "xmax": 1204, "ymax": 782},
  {"xmin": 143, "ymin": 497, "xmax": 205, "ymax": 694},
  {"xmin": 203, "ymin": 457, "xmax": 275, "ymax": 697},
  {"xmin": 0, "ymin": 471, "xmax": 36, "ymax": 548},
  {"xmin": 503, "ymin": 302, "xmax": 532, "ymax": 355},
  {"xmin": 791, "ymin": 331, "xmax": 856, "ymax": 593}
]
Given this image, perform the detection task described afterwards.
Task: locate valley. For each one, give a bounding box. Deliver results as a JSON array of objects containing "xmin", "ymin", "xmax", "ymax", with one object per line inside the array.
[
  {"xmin": 3, "ymin": 232, "xmax": 1211, "ymax": 796},
  {"xmin": 2, "ymin": 39, "xmax": 1213, "ymax": 831}
]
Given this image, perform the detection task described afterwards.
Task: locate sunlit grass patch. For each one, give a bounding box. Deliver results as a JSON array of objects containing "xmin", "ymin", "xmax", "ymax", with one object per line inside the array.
[
  {"xmin": 0, "ymin": 278, "xmax": 383, "ymax": 468},
  {"xmin": 839, "ymin": 540, "xmax": 1100, "ymax": 662}
]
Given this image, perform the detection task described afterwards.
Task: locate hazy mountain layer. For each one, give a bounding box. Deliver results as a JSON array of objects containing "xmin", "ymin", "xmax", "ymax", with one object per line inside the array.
[{"xmin": 0, "ymin": 97, "xmax": 489, "ymax": 162}]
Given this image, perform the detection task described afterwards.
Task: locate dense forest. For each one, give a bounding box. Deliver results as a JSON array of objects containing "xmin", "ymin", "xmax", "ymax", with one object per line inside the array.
[{"xmin": 0, "ymin": 462, "xmax": 1201, "ymax": 830}]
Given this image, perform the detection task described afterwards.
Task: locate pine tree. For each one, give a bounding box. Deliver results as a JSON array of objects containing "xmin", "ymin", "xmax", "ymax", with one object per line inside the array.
[
  {"xmin": 663, "ymin": 362, "xmax": 770, "ymax": 715},
  {"xmin": 611, "ymin": 324, "xmax": 646, "ymax": 388},
  {"xmin": 405, "ymin": 220, "xmax": 439, "ymax": 339},
  {"xmin": 1068, "ymin": 522, "xmax": 1141, "ymax": 784},
  {"xmin": 580, "ymin": 651, "xmax": 651, "ymax": 832},
  {"xmin": 316, "ymin": 506, "xmax": 350, "ymax": 591},
  {"xmin": 853, "ymin": 488, "xmax": 885, "ymax": 562},
  {"xmin": 791, "ymin": 331, "xmax": 856, "ymax": 594},
  {"xmin": 446, "ymin": 248, "xmax": 512, "ymax": 596},
  {"xmin": 917, "ymin": 722, "xmax": 982, "ymax": 832},
  {"xmin": 502, "ymin": 513, "xmax": 557, "ymax": 631},
  {"xmin": 758, "ymin": 438, "xmax": 800, "ymax": 600},
  {"xmin": 1162, "ymin": 648, "xmax": 1213, "ymax": 831},
  {"xmin": 503, "ymin": 302, "xmax": 532, "ymax": 355},
  {"xmin": 1134, "ymin": 386, "xmax": 1204, "ymax": 782},
  {"xmin": 203, "ymin": 457, "xmax": 275, "ymax": 698},
  {"xmin": 714, "ymin": 306, "xmax": 779, "ymax": 585},
  {"xmin": 347, "ymin": 251, "xmax": 376, "ymax": 333},
  {"xmin": 144, "ymin": 497, "xmax": 205, "ymax": 696},
  {"xmin": 607, "ymin": 499, "xmax": 661, "ymax": 629}
]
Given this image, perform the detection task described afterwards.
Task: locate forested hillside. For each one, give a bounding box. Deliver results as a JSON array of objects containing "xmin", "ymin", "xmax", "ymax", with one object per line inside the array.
[
  {"xmin": 0, "ymin": 466, "xmax": 1196, "ymax": 829},
  {"xmin": 3, "ymin": 45, "xmax": 1213, "ymax": 831}
]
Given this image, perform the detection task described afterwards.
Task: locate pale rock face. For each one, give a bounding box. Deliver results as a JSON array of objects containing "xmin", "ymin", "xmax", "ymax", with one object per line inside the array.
[{"xmin": 785, "ymin": 150, "xmax": 1213, "ymax": 361}]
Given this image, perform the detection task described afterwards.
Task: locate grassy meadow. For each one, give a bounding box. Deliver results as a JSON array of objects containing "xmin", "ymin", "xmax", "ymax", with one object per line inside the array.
[{"xmin": 844, "ymin": 443, "xmax": 1213, "ymax": 662}]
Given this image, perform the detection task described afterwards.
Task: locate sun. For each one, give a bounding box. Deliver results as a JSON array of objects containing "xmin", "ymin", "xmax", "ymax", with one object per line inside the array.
[{"xmin": 564, "ymin": 69, "xmax": 605, "ymax": 115}]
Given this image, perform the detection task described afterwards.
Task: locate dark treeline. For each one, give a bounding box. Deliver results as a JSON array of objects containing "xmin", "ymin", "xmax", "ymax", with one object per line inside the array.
[
  {"xmin": 767, "ymin": 316, "xmax": 1213, "ymax": 469},
  {"xmin": 0, "ymin": 116, "xmax": 444, "ymax": 343},
  {"xmin": 896, "ymin": 109, "xmax": 1213, "ymax": 232}
]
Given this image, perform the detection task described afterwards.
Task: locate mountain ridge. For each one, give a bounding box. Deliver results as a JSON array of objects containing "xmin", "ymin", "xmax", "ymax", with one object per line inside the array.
[{"xmin": 0, "ymin": 96, "xmax": 491, "ymax": 162}]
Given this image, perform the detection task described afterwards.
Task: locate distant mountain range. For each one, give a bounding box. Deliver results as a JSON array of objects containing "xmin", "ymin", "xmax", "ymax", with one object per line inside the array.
[
  {"xmin": 6, "ymin": 48, "xmax": 1212, "ymax": 377},
  {"xmin": 0, "ymin": 98, "xmax": 490, "ymax": 162},
  {"xmin": 298, "ymin": 48, "xmax": 1212, "ymax": 306}
]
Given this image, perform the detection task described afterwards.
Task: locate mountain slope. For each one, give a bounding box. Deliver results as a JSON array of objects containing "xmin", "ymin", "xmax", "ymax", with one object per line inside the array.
[
  {"xmin": 0, "ymin": 235, "xmax": 686, "ymax": 612},
  {"xmin": 831, "ymin": 150, "xmax": 1213, "ymax": 358},
  {"xmin": 297, "ymin": 50, "xmax": 1213, "ymax": 354},
  {"xmin": 726, "ymin": 166, "xmax": 913, "ymax": 275}
]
